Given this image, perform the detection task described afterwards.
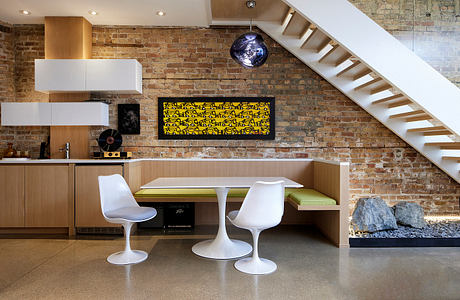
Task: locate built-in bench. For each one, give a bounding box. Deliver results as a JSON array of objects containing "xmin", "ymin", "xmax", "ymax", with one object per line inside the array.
[
  {"xmin": 130, "ymin": 159, "xmax": 350, "ymax": 248},
  {"xmin": 135, "ymin": 188, "xmax": 337, "ymax": 206}
]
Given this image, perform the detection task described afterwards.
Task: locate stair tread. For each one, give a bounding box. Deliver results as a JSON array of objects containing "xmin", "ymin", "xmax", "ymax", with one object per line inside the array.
[
  {"xmin": 423, "ymin": 130, "xmax": 452, "ymax": 136},
  {"xmin": 405, "ymin": 114, "xmax": 432, "ymax": 122},
  {"xmin": 442, "ymin": 156, "xmax": 460, "ymax": 162},
  {"xmin": 426, "ymin": 142, "xmax": 460, "ymax": 146},
  {"xmin": 281, "ymin": 7, "xmax": 294, "ymax": 25},
  {"xmin": 372, "ymin": 93, "xmax": 405, "ymax": 104},
  {"xmin": 407, "ymin": 126, "xmax": 446, "ymax": 132},
  {"xmin": 388, "ymin": 99, "xmax": 412, "ymax": 108},
  {"xmin": 337, "ymin": 61, "xmax": 361, "ymax": 77},
  {"xmin": 335, "ymin": 53, "xmax": 353, "ymax": 67},
  {"xmin": 370, "ymin": 83, "xmax": 393, "ymax": 95},
  {"xmin": 355, "ymin": 77, "xmax": 383, "ymax": 90},
  {"xmin": 389, "ymin": 110, "xmax": 425, "ymax": 118},
  {"xmin": 283, "ymin": 11, "xmax": 311, "ymax": 37},
  {"xmin": 353, "ymin": 67, "xmax": 372, "ymax": 80},
  {"xmin": 301, "ymin": 28, "xmax": 329, "ymax": 51},
  {"xmin": 318, "ymin": 44, "xmax": 340, "ymax": 63}
]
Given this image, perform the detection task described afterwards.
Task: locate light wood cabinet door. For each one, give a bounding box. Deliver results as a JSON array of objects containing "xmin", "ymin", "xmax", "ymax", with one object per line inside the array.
[
  {"xmin": 0, "ymin": 166, "xmax": 25, "ymax": 227},
  {"xmin": 25, "ymin": 165, "xmax": 70, "ymax": 227},
  {"xmin": 75, "ymin": 165, "xmax": 123, "ymax": 227}
]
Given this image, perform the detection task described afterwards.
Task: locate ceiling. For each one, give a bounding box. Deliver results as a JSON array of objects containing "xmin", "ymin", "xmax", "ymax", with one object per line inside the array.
[{"xmin": 0, "ymin": 0, "xmax": 211, "ymax": 26}]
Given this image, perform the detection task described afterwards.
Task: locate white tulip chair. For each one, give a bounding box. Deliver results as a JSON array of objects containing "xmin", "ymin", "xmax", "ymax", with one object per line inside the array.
[
  {"xmin": 227, "ymin": 180, "xmax": 285, "ymax": 275},
  {"xmin": 98, "ymin": 174, "xmax": 157, "ymax": 265}
]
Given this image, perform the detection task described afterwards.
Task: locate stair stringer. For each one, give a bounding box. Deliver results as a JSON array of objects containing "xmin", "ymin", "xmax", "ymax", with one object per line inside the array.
[{"xmin": 256, "ymin": 20, "xmax": 460, "ymax": 184}]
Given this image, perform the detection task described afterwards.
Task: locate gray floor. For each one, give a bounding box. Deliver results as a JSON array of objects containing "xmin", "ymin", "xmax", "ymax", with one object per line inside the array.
[{"xmin": 0, "ymin": 226, "xmax": 459, "ymax": 300}]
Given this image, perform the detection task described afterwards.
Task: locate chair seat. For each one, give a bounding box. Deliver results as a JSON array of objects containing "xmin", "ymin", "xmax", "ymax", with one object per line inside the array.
[
  {"xmin": 105, "ymin": 206, "xmax": 157, "ymax": 222},
  {"xmin": 228, "ymin": 210, "xmax": 239, "ymax": 221}
]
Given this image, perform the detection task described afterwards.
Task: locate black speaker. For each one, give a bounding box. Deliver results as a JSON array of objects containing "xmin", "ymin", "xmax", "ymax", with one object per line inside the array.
[{"xmin": 165, "ymin": 203, "xmax": 195, "ymax": 228}]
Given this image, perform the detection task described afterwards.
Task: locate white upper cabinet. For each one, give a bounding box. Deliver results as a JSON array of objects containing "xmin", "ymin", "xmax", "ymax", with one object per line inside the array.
[
  {"xmin": 86, "ymin": 59, "xmax": 142, "ymax": 94},
  {"xmin": 35, "ymin": 60, "xmax": 86, "ymax": 92},
  {"xmin": 51, "ymin": 103, "xmax": 109, "ymax": 126},
  {"xmin": 1, "ymin": 103, "xmax": 52, "ymax": 126},
  {"xmin": 1, "ymin": 102, "xmax": 109, "ymax": 126},
  {"xmin": 35, "ymin": 59, "xmax": 142, "ymax": 94}
]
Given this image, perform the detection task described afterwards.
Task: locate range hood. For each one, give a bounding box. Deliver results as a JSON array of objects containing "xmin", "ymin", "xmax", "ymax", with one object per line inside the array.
[{"xmin": 35, "ymin": 59, "xmax": 142, "ymax": 94}]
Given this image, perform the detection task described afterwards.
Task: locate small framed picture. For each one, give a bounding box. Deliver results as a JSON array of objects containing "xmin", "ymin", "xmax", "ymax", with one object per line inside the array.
[{"xmin": 118, "ymin": 104, "xmax": 140, "ymax": 134}]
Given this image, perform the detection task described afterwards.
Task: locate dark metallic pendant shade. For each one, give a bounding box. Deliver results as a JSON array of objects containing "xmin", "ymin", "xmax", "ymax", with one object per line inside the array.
[{"xmin": 230, "ymin": 32, "xmax": 269, "ymax": 68}]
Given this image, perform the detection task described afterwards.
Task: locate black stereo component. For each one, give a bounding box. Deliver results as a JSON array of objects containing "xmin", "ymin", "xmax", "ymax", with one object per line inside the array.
[{"xmin": 139, "ymin": 203, "xmax": 194, "ymax": 229}]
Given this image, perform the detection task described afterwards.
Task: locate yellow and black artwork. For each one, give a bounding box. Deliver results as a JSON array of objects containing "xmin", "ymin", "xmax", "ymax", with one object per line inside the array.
[{"xmin": 158, "ymin": 97, "xmax": 275, "ymax": 140}]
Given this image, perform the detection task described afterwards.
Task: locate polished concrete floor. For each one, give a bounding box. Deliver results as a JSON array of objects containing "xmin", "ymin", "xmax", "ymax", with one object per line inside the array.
[{"xmin": 0, "ymin": 226, "xmax": 459, "ymax": 300}]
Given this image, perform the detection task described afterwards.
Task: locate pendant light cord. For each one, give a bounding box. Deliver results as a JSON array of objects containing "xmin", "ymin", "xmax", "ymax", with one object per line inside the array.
[{"xmin": 250, "ymin": 18, "xmax": 253, "ymax": 32}]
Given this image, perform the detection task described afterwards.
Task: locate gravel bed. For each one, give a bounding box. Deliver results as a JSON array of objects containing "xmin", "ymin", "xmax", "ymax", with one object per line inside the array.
[{"xmin": 350, "ymin": 219, "xmax": 460, "ymax": 238}]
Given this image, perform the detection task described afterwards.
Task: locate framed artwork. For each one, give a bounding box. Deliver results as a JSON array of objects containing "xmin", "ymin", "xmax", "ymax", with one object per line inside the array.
[
  {"xmin": 158, "ymin": 97, "xmax": 275, "ymax": 140},
  {"xmin": 118, "ymin": 103, "xmax": 140, "ymax": 134}
]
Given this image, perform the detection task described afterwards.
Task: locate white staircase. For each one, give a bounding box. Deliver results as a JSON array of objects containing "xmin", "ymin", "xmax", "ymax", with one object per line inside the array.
[{"xmin": 213, "ymin": 0, "xmax": 460, "ymax": 183}]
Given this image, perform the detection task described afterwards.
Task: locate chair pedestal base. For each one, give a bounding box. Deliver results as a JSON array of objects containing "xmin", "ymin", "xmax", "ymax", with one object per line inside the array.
[
  {"xmin": 234, "ymin": 257, "xmax": 277, "ymax": 275},
  {"xmin": 107, "ymin": 250, "xmax": 148, "ymax": 265}
]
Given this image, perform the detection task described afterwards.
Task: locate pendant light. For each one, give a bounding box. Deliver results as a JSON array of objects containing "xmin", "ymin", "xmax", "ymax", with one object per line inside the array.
[{"xmin": 230, "ymin": 1, "xmax": 269, "ymax": 68}]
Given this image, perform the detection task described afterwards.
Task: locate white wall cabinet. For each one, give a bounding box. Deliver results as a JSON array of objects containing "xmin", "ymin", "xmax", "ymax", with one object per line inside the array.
[
  {"xmin": 35, "ymin": 59, "xmax": 142, "ymax": 94},
  {"xmin": 35, "ymin": 59, "xmax": 86, "ymax": 92},
  {"xmin": 86, "ymin": 59, "xmax": 142, "ymax": 93},
  {"xmin": 1, "ymin": 102, "xmax": 109, "ymax": 126},
  {"xmin": 0, "ymin": 103, "xmax": 52, "ymax": 126}
]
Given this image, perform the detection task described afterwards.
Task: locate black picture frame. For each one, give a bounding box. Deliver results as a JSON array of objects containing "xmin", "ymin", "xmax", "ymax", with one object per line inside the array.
[
  {"xmin": 158, "ymin": 97, "xmax": 275, "ymax": 140},
  {"xmin": 118, "ymin": 104, "xmax": 140, "ymax": 135}
]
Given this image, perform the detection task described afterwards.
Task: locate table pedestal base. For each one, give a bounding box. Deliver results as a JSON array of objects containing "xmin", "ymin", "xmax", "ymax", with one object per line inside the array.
[
  {"xmin": 192, "ymin": 238, "xmax": 252, "ymax": 260},
  {"xmin": 192, "ymin": 187, "xmax": 252, "ymax": 259}
]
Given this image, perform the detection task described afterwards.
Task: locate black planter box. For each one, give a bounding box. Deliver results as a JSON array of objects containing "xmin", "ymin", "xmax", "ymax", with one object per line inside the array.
[{"xmin": 350, "ymin": 237, "xmax": 460, "ymax": 247}]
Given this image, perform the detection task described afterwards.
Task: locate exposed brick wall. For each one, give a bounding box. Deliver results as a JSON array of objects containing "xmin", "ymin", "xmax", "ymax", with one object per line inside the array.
[
  {"xmin": 89, "ymin": 25, "xmax": 459, "ymax": 215},
  {"xmin": 349, "ymin": 0, "xmax": 460, "ymax": 86},
  {"xmin": 0, "ymin": 23, "xmax": 48, "ymax": 156},
  {"xmin": 0, "ymin": 0, "xmax": 459, "ymax": 215}
]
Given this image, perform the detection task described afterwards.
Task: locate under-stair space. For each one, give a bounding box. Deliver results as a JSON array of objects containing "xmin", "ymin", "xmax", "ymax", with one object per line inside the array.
[{"xmin": 214, "ymin": 0, "xmax": 460, "ymax": 182}]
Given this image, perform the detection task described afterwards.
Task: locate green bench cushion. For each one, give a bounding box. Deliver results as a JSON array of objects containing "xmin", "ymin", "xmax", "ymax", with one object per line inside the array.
[
  {"xmin": 134, "ymin": 188, "xmax": 336, "ymax": 205},
  {"xmin": 288, "ymin": 189, "xmax": 337, "ymax": 206}
]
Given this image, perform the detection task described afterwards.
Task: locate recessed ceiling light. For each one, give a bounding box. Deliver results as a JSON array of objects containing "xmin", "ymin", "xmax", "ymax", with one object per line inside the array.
[
  {"xmin": 19, "ymin": 10, "xmax": 31, "ymax": 15},
  {"xmin": 156, "ymin": 10, "xmax": 166, "ymax": 16},
  {"xmin": 88, "ymin": 10, "xmax": 98, "ymax": 16}
]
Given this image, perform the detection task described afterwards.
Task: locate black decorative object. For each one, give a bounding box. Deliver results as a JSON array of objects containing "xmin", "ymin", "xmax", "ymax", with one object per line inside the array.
[
  {"xmin": 97, "ymin": 129, "xmax": 123, "ymax": 152},
  {"xmin": 118, "ymin": 104, "xmax": 140, "ymax": 134},
  {"xmin": 158, "ymin": 97, "xmax": 275, "ymax": 140},
  {"xmin": 230, "ymin": 32, "xmax": 268, "ymax": 68}
]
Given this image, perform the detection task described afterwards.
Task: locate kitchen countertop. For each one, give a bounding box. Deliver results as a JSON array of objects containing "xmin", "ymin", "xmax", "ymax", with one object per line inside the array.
[
  {"xmin": 0, "ymin": 159, "xmax": 140, "ymax": 164},
  {"xmin": 0, "ymin": 158, "xmax": 328, "ymax": 164}
]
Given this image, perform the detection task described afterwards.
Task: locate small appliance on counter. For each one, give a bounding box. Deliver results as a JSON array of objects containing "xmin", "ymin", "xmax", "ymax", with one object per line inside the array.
[{"xmin": 93, "ymin": 129, "xmax": 132, "ymax": 159}]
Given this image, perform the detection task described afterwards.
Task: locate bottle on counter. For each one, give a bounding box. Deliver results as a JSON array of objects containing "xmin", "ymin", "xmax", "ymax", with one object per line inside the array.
[{"xmin": 3, "ymin": 143, "xmax": 16, "ymax": 158}]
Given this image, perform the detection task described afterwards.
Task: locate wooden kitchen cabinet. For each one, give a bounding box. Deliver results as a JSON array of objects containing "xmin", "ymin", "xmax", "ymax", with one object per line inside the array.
[
  {"xmin": 75, "ymin": 165, "xmax": 123, "ymax": 227},
  {"xmin": 0, "ymin": 166, "xmax": 25, "ymax": 227},
  {"xmin": 25, "ymin": 165, "xmax": 71, "ymax": 227}
]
